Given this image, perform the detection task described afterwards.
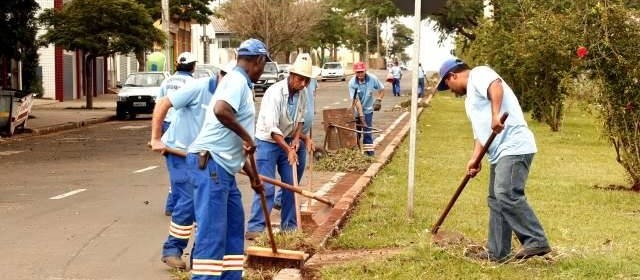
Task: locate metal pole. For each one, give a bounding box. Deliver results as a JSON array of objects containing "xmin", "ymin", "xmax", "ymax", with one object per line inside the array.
[
  {"xmin": 161, "ymin": 0, "xmax": 171, "ymax": 71},
  {"xmin": 407, "ymin": 0, "xmax": 421, "ymax": 218}
]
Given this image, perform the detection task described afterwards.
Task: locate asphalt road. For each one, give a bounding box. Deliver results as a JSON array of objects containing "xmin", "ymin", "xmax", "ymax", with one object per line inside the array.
[{"xmin": 0, "ymin": 69, "xmax": 413, "ymax": 280}]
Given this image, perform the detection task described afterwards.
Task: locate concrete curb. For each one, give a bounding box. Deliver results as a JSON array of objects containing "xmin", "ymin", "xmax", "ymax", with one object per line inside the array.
[
  {"xmin": 29, "ymin": 115, "xmax": 116, "ymax": 136},
  {"xmin": 309, "ymin": 107, "xmax": 425, "ymax": 248}
]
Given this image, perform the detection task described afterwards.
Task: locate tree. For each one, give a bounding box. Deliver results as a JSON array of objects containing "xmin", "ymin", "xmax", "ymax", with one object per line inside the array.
[
  {"xmin": 0, "ymin": 0, "xmax": 40, "ymax": 93},
  {"xmin": 218, "ymin": 0, "xmax": 322, "ymax": 60},
  {"xmin": 389, "ymin": 23, "xmax": 413, "ymax": 61},
  {"xmin": 39, "ymin": 0, "xmax": 165, "ymax": 108},
  {"xmin": 428, "ymin": 0, "xmax": 483, "ymax": 43},
  {"xmin": 133, "ymin": 0, "xmax": 214, "ymax": 71},
  {"xmin": 579, "ymin": 2, "xmax": 640, "ymax": 191}
]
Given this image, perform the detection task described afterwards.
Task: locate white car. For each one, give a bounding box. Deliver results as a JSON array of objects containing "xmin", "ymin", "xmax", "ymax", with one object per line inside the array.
[
  {"xmin": 116, "ymin": 72, "xmax": 170, "ymax": 120},
  {"xmin": 320, "ymin": 62, "xmax": 346, "ymax": 81}
]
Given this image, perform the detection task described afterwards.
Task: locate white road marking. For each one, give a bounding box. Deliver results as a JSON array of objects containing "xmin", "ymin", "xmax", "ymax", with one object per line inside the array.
[
  {"xmin": 322, "ymin": 106, "xmax": 331, "ymax": 109},
  {"xmin": 333, "ymin": 102, "xmax": 340, "ymax": 105},
  {"xmin": 302, "ymin": 172, "xmax": 346, "ymax": 210},
  {"xmin": 119, "ymin": 125, "xmax": 149, "ymax": 130},
  {"xmin": 0, "ymin": 150, "xmax": 24, "ymax": 156},
  {"xmin": 373, "ymin": 111, "xmax": 408, "ymax": 146},
  {"xmin": 49, "ymin": 188, "xmax": 87, "ymax": 200},
  {"xmin": 133, "ymin": 165, "xmax": 159, "ymax": 174}
]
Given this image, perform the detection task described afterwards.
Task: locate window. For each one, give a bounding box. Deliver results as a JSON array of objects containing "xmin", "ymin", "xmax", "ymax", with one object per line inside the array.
[{"xmin": 218, "ymin": 38, "xmax": 231, "ymax": 49}]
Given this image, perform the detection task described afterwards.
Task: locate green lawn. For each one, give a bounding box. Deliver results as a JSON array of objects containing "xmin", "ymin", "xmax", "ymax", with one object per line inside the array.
[{"xmin": 321, "ymin": 94, "xmax": 640, "ymax": 279}]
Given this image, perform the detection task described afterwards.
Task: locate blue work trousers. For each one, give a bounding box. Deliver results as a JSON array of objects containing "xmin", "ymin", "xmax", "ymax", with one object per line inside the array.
[
  {"xmin": 357, "ymin": 113, "xmax": 375, "ymax": 156},
  {"xmin": 274, "ymin": 144, "xmax": 307, "ymax": 207},
  {"xmin": 418, "ymin": 77, "xmax": 425, "ymax": 98},
  {"xmin": 161, "ymin": 153, "xmax": 195, "ymax": 257},
  {"xmin": 247, "ymin": 139, "xmax": 300, "ymax": 232},
  {"xmin": 163, "ymin": 121, "xmax": 178, "ymax": 213},
  {"xmin": 188, "ymin": 153, "xmax": 244, "ymax": 280},
  {"xmin": 487, "ymin": 154, "xmax": 549, "ymax": 260},
  {"xmin": 392, "ymin": 78, "xmax": 401, "ymax": 96}
]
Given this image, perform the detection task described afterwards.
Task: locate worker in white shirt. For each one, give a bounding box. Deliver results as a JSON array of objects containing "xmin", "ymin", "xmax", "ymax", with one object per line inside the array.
[
  {"xmin": 245, "ymin": 53, "xmax": 314, "ymax": 239},
  {"xmin": 389, "ymin": 61, "xmax": 402, "ymax": 96}
]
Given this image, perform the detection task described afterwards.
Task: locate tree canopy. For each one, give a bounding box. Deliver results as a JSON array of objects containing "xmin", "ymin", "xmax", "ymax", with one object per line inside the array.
[
  {"xmin": 135, "ymin": 0, "xmax": 214, "ymax": 24},
  {"xmin": 0, "ymin": 0, "xmax": 40, "ymax": 93}
]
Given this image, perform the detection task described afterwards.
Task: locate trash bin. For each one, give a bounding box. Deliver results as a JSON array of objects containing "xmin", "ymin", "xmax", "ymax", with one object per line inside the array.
[{"xmin": 0, "ymin": 88, "xmax": 34, "ymax": 136}]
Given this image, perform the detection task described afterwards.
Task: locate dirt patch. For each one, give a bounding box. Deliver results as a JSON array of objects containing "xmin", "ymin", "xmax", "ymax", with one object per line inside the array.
[
  {"xmin": 315, "ymin": 148, "xmax": 374, "ymax": 172},
  {"xmin": 305, "ymin": 248, "xmax": 404, "ymax": 269},
  {"xmin": 593, "ymin": 184, "xmax": 640, "ymax": 193},
  {"xmin": 431, "ymin": 230, "xmax": 477, "ymax": 248}
]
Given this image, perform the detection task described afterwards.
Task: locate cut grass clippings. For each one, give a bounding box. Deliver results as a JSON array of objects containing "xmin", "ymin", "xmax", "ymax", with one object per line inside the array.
[
  {"xmin": 315, "ymin": 148, "xmax": 374, "ymax": 172},
  {"xmin": 320, "ymin": 93, "xmax": 640, "ymax": 279}
]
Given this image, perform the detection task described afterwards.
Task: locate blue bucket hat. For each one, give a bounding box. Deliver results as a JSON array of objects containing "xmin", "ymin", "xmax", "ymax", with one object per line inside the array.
[
  {"xmin": 437, "ymin": 57, "xmax": 466, "ymax": 91},
  {"xmin": 237, "ymin": 38, "xmax": 272, "ymax": 62}
]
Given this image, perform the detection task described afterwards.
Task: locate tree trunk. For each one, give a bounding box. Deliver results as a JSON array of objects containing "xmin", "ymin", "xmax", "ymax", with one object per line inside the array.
[
  {"xmin": 135, "ymin": 50, "xmax": 145, "ymax": 72},
  {"xmin": 85, "ymin": 54, "xmax": 94, "ymax": 109}
]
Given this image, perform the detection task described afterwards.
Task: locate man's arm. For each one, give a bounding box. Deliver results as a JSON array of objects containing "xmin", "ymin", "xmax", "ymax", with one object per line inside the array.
[
  {"xmin": 466, "ymin": 140, "xmax": 484, "ymax": 177},
  {"xmin": 214, "ymin": 100, "xmax": 254, "ymax": 149},
  {"xmin": 149, "ymin": 98, "xmax": 172, "ymax": 152},
  {"xmin": 487, "ymin": 79, "xmax": 504, "ymax": 133}
]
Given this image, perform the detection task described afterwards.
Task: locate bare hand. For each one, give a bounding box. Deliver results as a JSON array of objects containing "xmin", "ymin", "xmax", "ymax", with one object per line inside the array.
[
  {"xmin": 287, "ymin": 148, "xmax": 298, "ymax": 166},
  {"xmin": 466, "ymin": 159, "xmax": 482, "ymax": 177},
  {"xmin": 306, "ymin": 138, "xmax": 315, "ymax": 152},
  {"xmin": 150, "ymin": 139, "xmax": 166, "ymax": 154},
  {"xmin": 250, "ymin": 177, "xmax": 264, "ymax": 193},
  {"xmin": 290, "ymin": 138, "xmax": 300, "ymax": 152},
  {"xmin": 243, "ymin": 140, "xmax": 257, "ymax": 155},
  {"xmin": 491, "ymin": 114, "xmax": 505, "ymax": 134}
]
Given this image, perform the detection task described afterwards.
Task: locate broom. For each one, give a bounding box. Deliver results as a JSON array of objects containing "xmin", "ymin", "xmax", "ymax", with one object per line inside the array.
[{"xmin": 244, "ymin": 153, "xmax": 306, "ymax": 269}]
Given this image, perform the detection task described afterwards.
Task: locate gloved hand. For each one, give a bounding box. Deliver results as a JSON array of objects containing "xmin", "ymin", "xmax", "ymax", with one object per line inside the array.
[{"xmin": 373, "ymin": 98, "xmax": 382, "ymax": 111}]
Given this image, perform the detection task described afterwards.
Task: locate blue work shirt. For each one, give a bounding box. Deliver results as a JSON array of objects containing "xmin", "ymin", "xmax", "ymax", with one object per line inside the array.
[
  {"xmin": 161, "ymin": 76, "xmax": 217, "ymax": 149},
  {"xmin": 465, "ymin": 66, "xmax": 537, "ymax": 164},
  {"xmin": 348, "ymin": 73, "xmax": 384, "ymax": 115},
  {"xmin": 188, "ymin": 67, "xmax": 256, "ymax": 175},
  {"xmin": 158, "ymin": 71, "xmax": 194, "ymax": 123},
  {"xmin": 303, "ymin": 78, "xmax": 317, "ymax": 134}
]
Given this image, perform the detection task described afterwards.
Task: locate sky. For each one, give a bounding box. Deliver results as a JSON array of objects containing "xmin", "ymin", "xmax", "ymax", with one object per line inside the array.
[{"xmin": 391, "ymin": 17, "xmax": 456, "ymax": 71}]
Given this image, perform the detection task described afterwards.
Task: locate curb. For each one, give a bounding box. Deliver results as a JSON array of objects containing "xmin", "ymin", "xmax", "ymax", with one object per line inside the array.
[
  {"xmin": 309, "ymin": 107, "xmax": 425, "ymax": 248},
  {"xmin": 30, "ymin": 115, "xmax": 116, "ymax": 136}
]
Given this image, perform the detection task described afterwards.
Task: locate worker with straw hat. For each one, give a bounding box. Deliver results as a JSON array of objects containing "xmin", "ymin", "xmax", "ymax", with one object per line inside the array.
[{"xmin": 245, "ymin": 53, "xmax": 313, "ymax": 239}]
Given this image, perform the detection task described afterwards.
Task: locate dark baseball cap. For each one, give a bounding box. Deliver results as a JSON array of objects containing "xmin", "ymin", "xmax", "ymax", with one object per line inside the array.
[{"xmin": 437, "ymin": 57, "xmax": 466, "ymax": 91}]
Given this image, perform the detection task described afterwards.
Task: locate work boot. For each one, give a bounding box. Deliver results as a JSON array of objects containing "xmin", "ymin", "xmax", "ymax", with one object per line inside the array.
[
  {"xmin": 514, "ymin": 246, "xmax": 551, "ymax": 260},
  {"xmin": 245, "ymin": 231, "xmax": 262, "ymax": 241},
  {"xmin": 161, "ymin": 255, "xmax": 186, "ymax": 269}
]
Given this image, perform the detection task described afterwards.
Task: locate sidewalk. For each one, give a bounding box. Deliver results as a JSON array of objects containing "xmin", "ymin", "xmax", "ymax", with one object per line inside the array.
[{"xmin": 21, "ymin": 94, "xmax": 117, "ymax": 136}]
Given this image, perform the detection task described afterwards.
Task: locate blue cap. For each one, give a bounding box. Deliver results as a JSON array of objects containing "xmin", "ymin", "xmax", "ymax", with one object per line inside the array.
[
  {"xmin": 237, "ymin": 38, "xmax": 272, "ymax": 61},
  {"xmin": 437, "ymin": 57, "xmax": 466, "ymax": 91}
]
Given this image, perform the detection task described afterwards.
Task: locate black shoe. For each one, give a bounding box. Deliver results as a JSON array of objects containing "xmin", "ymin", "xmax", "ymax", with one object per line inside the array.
[
  {"xmin": 514, "ymin": 246, "xmax": 551, "ymax": 259},
  {"xmin": 273, "ymin": 203, "xmax": 282, "ymax": 211},
  {"xmin": 164, "ymin": 211, "xmax": 172, "ymax": 216}
]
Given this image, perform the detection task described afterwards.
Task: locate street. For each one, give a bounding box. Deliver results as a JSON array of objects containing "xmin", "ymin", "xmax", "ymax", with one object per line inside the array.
[{"xmin": 0, "ymin": 69, "xmax": 413, "ymax": 279}]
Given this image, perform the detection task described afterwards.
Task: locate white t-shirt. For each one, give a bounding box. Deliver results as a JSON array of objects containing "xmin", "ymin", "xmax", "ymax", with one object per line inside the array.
[{"xmin": 465, "ymin": 66, "xmax": 537, "ymax": 164}]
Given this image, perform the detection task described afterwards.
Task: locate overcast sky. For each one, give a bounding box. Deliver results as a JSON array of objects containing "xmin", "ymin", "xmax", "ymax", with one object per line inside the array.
[{"xmin": 394, "ymin": 17, "xmax": 456, "ymax": 71}]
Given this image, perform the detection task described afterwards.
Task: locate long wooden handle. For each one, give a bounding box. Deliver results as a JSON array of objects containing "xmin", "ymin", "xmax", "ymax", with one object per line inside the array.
[
  {"xmin": 239, "ymin": 171, "xmax": 335, "ymax": 207},
  {"xmin": 292, "ymin": 163, "xmax": 302, "ymax": 230},
  {"xmin": 248, "ymin": 153, "xmax": 277, "ymax": 253},
  {"xmin": 431, "ymin": 112, "xmax": 509, "ymax": 234}
]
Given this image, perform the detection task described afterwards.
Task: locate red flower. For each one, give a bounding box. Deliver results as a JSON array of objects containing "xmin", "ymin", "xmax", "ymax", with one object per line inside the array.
[{"xmin": 577, "ymin": 46, "xmax": 589, "ymax": 58}]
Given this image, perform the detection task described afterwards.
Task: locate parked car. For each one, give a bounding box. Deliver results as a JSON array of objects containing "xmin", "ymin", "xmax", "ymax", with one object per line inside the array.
[
  {"xmin": 320, "ymin": 62, "xmax": 345, "ymax": 81},
  {"xmin": 254, "ymin": 62, "xmax": 284, "ymax": 95},
  {"xmin": 279, "ymin": 63, "xmax": 292, "ymax": 77},
  {"xmin": 193, "ymin": 69, "xmax": 213, "ymax": 79},
  {"xmin": 196, "ymin": 64, "xmax": 222, "ymax": 76},
  {"xmin": 116, "ymin": 72, "xmax": 170, "ymax": 120}
]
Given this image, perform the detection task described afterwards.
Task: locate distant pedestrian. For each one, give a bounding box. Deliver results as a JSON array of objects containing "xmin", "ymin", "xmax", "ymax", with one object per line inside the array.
[
  {"xmin": 156, "ymin": 52, "xmax": 196, "ymax": 216},
  {"xmin": 186, "ymin": 38, "xmax": 267, "ymax": 280},
  {"xmin": 417, "ymin": 63, "xmax": 426, "ymax": 98},
  {"xmin": 436, "ymin": 57, "xmax": 551, "ymax": 262},
  {"xmin": 246, "ymin": 53, "xmax": 313, "ymax": 238},
  {"xmin": 349, "ymin": 62, "xmax": 384, "ymax": 156},
  {"xmin": 389, "ymin": 61, "xmax": 402, "ymax": 96}
]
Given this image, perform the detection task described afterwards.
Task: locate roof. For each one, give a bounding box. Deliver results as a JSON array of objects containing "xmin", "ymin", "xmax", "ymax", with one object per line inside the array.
[{"xmin": 210, "ymin": 17, "xmax": 232, "ymax": 34}]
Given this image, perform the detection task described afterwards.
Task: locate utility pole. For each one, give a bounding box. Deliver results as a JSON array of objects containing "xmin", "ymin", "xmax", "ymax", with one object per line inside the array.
[
  {"xmin": 161, "ymin": 0, "xmax": 171, "ymax": 71},
  {"xmin": 407, "ymin": 0, "xmax": 421, "ymax": 218},
  {"xmin": 201, "ymin": 24, "xmax": 210, "ymax": 64},
  {"xmin": 365, "ymin": 14, "xmax": 369, "ymax": 65}
]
